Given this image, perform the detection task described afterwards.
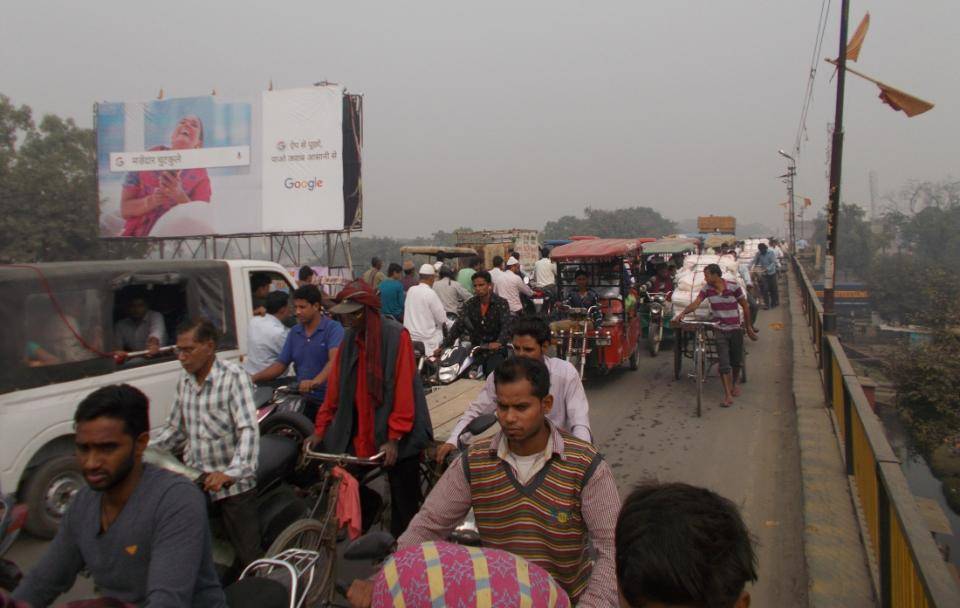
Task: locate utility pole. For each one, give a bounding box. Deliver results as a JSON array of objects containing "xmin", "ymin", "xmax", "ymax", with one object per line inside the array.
[
  {"xmin": 823, "ymin": 0, "xmax": 850, "ymax": 336},
  {"xmin": 778, "ymin": 150, "xmax": 797, "ymax": 252}
]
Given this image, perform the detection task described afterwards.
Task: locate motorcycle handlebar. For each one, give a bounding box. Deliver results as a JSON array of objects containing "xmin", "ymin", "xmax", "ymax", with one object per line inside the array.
[{"xmin": 557, "ymin": 304, "xmax": 599, "ymax": 315}]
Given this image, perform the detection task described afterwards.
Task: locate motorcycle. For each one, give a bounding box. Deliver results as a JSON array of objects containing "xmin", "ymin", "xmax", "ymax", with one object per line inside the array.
[
  {"xmin": 0, "ymin": 491, "xmax": 27, "ymax": 591},
  {"xmin": 256, "ymin": 383, "xmax": 317, "ymax": 443},
  {"xmin": 642, "ymin": 289, "xmax": 671, "ymax": 357},
  {"xmin": 144, "ymin": 434, "xmax": 308, "ymax": 582},
  {"xmin": 435, "ymin": 339, "xmax": 485, "ymax": 384},
  {"xmin": 530, "ymin": 286, "xmax": 554, "ymax": 319},
  {"xmin": 412, "ymin": 340, "xmax": 440, "ymax": 390}
]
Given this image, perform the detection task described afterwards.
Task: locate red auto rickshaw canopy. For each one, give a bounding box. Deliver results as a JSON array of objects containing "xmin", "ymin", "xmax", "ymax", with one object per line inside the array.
[{"xmin": 549, "ymin": 238, "xmax": 647, "ymax": 261}]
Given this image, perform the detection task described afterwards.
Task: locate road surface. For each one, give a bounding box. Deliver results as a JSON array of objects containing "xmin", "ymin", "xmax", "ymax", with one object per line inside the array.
[
  {"xmin": 8, "ymin": 304, "xmax": 807, "ymax": 605},
  {"xmin": 587, "ymin": 300, "xmax": 808, "ymax": 606}
]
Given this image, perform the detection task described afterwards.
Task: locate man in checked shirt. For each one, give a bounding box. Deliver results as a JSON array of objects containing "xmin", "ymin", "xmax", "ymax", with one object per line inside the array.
[{"xmin": 152, "ymin": 318, "xmax": 261, "ymax": 570}]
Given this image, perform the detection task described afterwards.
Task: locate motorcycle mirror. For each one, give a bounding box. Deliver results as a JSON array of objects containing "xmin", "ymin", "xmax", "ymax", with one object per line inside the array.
[
  {"xmin": 344, "ymin": 531, "xmax": 396, "ymax": 561},
  {"xmin": 463, "ymin": 413, "xmax": 498, "ymax": 438}
]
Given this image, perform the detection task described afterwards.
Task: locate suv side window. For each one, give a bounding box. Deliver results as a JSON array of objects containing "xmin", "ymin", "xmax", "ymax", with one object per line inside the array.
[
  {"xmin": 112, "ymin": 283, "xmax": 186, "ymax": 367},
  {"xmin": 249, "ymin": 270, "xmax": 293, "ymax": 317},
  {"xmin": 24, "ymin": 290, "xmax": 104, "ymax": 367}
]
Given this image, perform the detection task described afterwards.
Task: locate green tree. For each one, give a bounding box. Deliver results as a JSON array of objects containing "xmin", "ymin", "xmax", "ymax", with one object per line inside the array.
[
  {"xmin": 810, "ymin": 202, "xmax": 875, "ymax": 278},
  {"xmin": 887, "ymin": 335, "xmax": 960, "ymax": 455},
  {"xmin": 0, "ymin": 95, "xmax": 122, "ymax": 262},
  {"xmin": 542, "ymin": 206, "xmax": 676, "ymax": 240}
]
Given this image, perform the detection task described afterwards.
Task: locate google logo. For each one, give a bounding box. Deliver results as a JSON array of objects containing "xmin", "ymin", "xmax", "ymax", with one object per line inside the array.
[{"xmin": 284, "ymin": 178, "xmax": 324, "ymax": 191}]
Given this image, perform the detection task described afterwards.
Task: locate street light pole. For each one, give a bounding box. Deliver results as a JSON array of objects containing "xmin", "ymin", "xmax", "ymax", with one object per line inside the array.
[
  {"xmin": 778, "ymin": 149, "xmax": 797, "ymax": 252},
  {"xmin": 824, "ymin": 0, "xmax": 851, "ymax": 336}
]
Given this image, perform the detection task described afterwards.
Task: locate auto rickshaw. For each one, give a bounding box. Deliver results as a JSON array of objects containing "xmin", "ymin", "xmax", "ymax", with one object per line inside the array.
[
  {"xmin": 636, "ymin": 238, "xmax": 699, "ymax": 356},
  {"xmin": 549, "ymin": 238, "xmax": 644, "ymax": 376}
]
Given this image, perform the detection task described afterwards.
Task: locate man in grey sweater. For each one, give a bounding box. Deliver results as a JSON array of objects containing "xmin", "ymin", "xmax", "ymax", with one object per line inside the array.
[{"xmin": 12, "ymin": 384, "xmax": 225, "ymax": 607}]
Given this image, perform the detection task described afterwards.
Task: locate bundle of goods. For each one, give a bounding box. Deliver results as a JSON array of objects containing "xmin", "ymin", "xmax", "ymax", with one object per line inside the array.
[
  {"xmin": 680, "ymin": 253, "xmax": 739, "ymax": 274},
  {"xmin": 669, "ymin": 255, "xmax": 747, "ymax": 322},
  {"xmin": 738, "ymin": 238, "xmax": 769, "ymax": 265}
]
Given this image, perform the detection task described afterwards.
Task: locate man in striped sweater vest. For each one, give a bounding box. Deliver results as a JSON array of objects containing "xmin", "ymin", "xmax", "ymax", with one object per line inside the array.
[{"xmin": 396, "ymin": 357, "xmax": 620, "ymax": 606}]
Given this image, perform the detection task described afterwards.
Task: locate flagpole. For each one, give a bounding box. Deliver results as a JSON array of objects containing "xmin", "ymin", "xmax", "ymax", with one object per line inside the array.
[{"xmin": 823, "ymin": 0, "xmax": 850, "ymax": 337}]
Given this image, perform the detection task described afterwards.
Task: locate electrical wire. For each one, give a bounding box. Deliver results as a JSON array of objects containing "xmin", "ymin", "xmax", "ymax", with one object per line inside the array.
[{"xmin": 793, "ymin": 0, "xmax": 833, "ymax": 159}]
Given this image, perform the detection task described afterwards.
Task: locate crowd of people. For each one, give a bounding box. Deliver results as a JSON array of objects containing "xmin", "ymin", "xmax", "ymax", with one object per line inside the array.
[{"xmin": 6, "ymin": 245, "xmax": 776, "ymax": 608}]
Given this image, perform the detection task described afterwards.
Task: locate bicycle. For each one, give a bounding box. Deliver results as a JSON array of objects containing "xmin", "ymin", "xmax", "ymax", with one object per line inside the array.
[
  {"xmin": 673, "ymin": 319, "xmax": 721, "ymax": 418},
  {"xmin": 266, "ymin": 448, "xmax": 385, "ymax": 607},
  {"xmin": 674, "ymin": 318, "xmax": 749, "ymax": 417}
]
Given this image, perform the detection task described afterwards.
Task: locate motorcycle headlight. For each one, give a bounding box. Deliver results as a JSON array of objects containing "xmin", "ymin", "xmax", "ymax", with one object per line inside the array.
[{"xmin": 438, "ymin": 363, "xmax": 460, "ymax": 383}]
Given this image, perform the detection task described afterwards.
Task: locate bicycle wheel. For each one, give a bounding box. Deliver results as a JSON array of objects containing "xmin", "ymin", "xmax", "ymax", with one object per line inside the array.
[
  {"xmin": 673, "ymin": 331, "xmax": 683, "ymax": 380},
  {"xmin": 694, "ymin": 333, "xmax": 706, "ymax": 418},
  {"xmin": 266, "ymin": 516, "xmax": 336, "ymax": 606}
]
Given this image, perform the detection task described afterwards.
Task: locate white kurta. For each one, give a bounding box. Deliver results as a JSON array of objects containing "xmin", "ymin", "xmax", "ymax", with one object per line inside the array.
[{"xmin": 403, "ymin": 283, "xmax": 447, "ymax": 352}]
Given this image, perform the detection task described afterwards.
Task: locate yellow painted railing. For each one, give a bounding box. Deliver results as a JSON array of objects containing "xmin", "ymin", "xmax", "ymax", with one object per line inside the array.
[{"xmin": 792, "ymin": 258, "xmax": 959, "ymax": 607}]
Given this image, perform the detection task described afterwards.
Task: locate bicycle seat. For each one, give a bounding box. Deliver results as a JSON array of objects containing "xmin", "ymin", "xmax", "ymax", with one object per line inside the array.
[
  {"xmin": 255, "ymin": 434, "xmax": 298, "ymax": 490},
  {"xmin": 224, "ymin": 576, "xmax": 288, "ymax": 608}
]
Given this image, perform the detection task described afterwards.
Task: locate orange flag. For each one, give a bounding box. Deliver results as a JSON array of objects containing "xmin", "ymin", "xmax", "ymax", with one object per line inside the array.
[
  {"xmin": 825, "ymin": 58, "xmax": 934, "ymax": 118},
  {"xmin": 846, "ymin": 12, "xmax": 870, "ymax": 61},
  {"xmin": 877, "ymin": 83, "xmax": 935, "ymax": 117}
]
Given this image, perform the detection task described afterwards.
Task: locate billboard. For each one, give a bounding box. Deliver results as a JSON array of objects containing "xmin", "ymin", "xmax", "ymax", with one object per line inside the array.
[{"xmin": 96, "ymin": 85, "xmax": 357, "ymax": 238}]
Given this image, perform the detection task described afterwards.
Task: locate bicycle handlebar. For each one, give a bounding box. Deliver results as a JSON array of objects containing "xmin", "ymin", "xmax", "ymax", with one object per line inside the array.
[
  {"xmin": 302, "ymin": 447, "xmax": 385, "ymax": 466},
  {"xmin": 675, "ymin": 319, "xmax": 722, "ymax": 328}
]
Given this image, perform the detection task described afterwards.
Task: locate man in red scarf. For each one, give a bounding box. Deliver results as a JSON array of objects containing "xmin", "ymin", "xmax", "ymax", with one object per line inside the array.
[{"xmin": 308, "ymin": 281, "xmax": 433, "ymax": 537}]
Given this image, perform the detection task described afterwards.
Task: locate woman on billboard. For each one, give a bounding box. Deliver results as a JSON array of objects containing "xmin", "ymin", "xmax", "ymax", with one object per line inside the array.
[{"xmin": 119, "ymin": 115, "xmax": 212, "ymax": 237}]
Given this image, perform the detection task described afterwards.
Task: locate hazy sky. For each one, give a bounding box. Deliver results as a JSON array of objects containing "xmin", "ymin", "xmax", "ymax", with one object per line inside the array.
[{"xmin": 2, "ymin": 1, "xmax": 956, "ymax": 238}]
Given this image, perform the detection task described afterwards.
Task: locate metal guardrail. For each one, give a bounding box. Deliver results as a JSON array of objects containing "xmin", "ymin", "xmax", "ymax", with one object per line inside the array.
[{"xmin": 792, "ymin": 257, "xmax": 960, "ymax": 607}]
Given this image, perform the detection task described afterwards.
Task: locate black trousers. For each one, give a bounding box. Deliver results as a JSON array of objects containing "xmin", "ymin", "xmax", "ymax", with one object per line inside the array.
[
  {"xmin": 479, "ymin": 348, "xmax": 507, "ymax": 378},
  {"xmin": 387, "ymin": 456, "xmax": 422, "ymax": 538},
  {"xmin": 219, "ymin": 488, "xmax": 262, "ymax": 569},
  {"xmin": 761, "ymin": 274, "xmax": 779, "ymax": 308}
]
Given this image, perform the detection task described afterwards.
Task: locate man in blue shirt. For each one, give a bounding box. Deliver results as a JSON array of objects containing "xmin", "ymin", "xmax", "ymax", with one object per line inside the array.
[
  {"xmin": 750, "ymin": 243, "xmax": 779, "ymax": 309},
  {"xmin": 253, "ymin": 284, "xmax": 344, "ymax": 420},
  {"xmin": 379, "ymin": 262, "xmax": 406, "ymax": 321}
]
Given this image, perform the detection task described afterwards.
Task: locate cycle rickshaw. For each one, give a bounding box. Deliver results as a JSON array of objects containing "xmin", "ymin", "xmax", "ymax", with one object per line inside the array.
[{"xmin": 670, "ymin": 257, "xmax": 749, "ymax": 417}]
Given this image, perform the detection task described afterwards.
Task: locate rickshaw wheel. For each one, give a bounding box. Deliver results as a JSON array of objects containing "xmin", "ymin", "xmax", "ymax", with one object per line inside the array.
[{"xmin": 673, "ymin": 333, "xmax": 683, "ymax": 380}]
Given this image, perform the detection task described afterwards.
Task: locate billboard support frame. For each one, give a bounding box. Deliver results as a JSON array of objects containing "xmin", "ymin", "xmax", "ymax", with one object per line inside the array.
[{"xmin": 105, "ymin": 230, "xmax": 354, "ymax": 273}]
